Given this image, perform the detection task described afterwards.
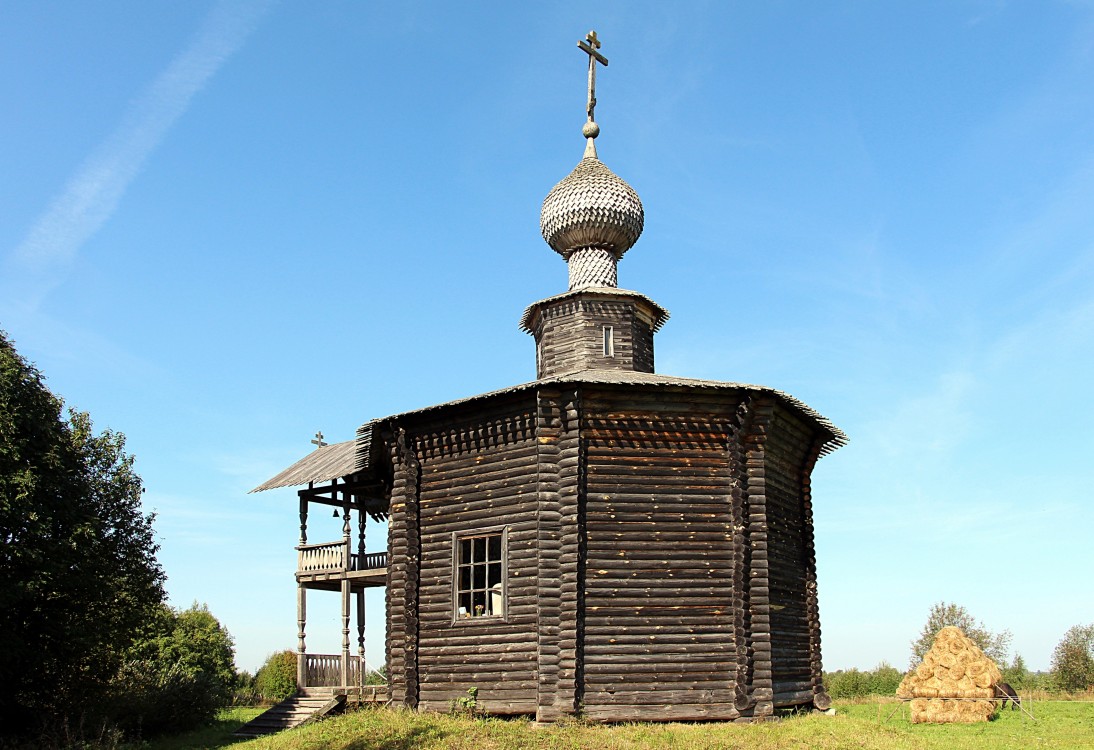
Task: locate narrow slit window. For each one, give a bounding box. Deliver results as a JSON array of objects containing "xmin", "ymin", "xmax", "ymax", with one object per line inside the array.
[
  {"xmin": 603, "ymin": 325, "xmax": 615, "ymax": 357},
  {"xmin": 454, "ymin": 529, "xmax": 506, "ymax": 621}
]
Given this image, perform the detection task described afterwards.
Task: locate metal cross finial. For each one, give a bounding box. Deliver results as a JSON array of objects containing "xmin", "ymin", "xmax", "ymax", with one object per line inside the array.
[
  {"xmin": 311, "ymin": 430, "xmax": 327, "ymax": 450},
  {"xmin": 577, "ymin": 30, "xmax": 608, "ymax": 140}
]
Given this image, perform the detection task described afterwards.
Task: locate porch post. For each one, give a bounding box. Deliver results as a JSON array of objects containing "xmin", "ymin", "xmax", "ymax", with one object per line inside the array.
[
  {"xmin": 297, "ymin": 584, "xmax": 307, "ymax": 690},
  {"xmin": 356, "ymin": 589, "xmax": 366, "ymax": 688},
  {"xmin": 341, "ymin": 579, "xmax": 351, "ymax": 690},
  {"xmin": 297, "ymin": 491, "xmax": 309, "ymax": 690},
  {"xmin": 341, "ymin": 493, "xmax": 352, "ymax": 690}
]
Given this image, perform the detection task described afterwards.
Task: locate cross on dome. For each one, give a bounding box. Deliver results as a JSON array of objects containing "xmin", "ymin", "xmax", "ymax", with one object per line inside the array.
[
  {"xmin": 577, "ymin": 30, "xmax": 608, "ymax": 143},
  {"xmin": 539, "ymin": 30, "xmax": 644, "ymax": 290}
]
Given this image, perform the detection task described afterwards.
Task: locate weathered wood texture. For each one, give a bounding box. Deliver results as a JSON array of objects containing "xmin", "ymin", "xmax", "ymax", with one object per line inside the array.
[
  {"xmin": 533, "ymin": 296, "xmax": 655, "ymax": 378},
  {"xmin": 385, "ymin": 427, "xmax": 421, "ymax": 708},
  {"xmin": 580, "ymin": 389, "xmax": 740, "ymax": 719},
  {"xmin": 411, "ymin": 397, "xmax": 541, "ymax": 716},
  {"xmin": 762, "ymin": 403, "xmax": 827, "ymax": 710},
  {"xmin": 534, "ymin": 387, "xmax": 583, "ymax": 721},
  {"xmin": 382, "ymin": 382, "xmax": 833, "ymax": 721}
]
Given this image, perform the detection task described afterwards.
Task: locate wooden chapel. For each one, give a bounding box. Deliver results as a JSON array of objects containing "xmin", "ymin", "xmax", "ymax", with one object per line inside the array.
[{"xmin": 252, "ymin": 31, "xmax": 846, "ymax": 722}]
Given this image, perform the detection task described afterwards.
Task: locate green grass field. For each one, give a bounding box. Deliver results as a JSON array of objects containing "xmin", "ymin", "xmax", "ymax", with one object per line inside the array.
[{"xmin": 139, "ymin": 700, "xmax": 1094, "ymax": 750}]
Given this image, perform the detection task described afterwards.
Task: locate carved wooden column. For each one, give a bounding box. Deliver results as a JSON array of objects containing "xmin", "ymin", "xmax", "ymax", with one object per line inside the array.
[
  {"xmin": 356, "ymin": 590, "xmax": 366, "ymax": 687},
  {"xmin": 297, "ymin": 491, "xmax": 309, "ymax": 690},
  {"xmin": 297, "ymin": 584, "xmax": 307, "ymax": 690},
  {"xmin": 341, "ymin": 494, "xmax": 352, "ymax": 690},
  {"xmin": 357, "ymin": 506, "xmax": 366, "ymax": 687}
]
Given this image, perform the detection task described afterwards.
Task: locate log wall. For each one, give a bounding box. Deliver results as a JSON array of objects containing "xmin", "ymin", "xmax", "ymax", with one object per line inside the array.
[
  {"xmin": 534, "ymin": 297, "xmax": 655, "ymax": 378},
  {"xmin": 579, "ymin": 389, "xmax": 742, "ymax": 721},
  {"xmin": 534, "ymin": 387, "xmax": 584, "ymax": 720},
  {"xmin": 761, "ymin": 402, "xmax": 824, "ymax": 709},
  {"xmin": 381, "ymin": 383, "xmax": 834, "ymax": 721},
  {"xmin": 407, "ymin": 398, "xmax": 541, "ymax": 715}
]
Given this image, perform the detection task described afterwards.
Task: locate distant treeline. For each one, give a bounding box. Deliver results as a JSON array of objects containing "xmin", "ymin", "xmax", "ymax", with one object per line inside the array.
[{"xmin": 824, "ymin": 659, "xmax": 1056, "ymax": 699}]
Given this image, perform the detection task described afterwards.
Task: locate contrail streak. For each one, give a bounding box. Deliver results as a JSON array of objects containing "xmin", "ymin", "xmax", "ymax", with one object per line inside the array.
[{"xmin": 9, "ymin": 0, "xmax": 271, "ymax": 297}]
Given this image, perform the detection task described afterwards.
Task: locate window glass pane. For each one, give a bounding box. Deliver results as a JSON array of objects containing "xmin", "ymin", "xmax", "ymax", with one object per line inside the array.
[{"xmin": 455, "ymin": 532, "xmax": 506, "ymax": 619}]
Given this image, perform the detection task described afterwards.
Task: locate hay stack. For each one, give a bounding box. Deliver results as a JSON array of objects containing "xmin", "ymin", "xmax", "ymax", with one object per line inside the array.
[{"xmin": 896, "ymin": 626, "xmax": 1002, "ymax": 723}]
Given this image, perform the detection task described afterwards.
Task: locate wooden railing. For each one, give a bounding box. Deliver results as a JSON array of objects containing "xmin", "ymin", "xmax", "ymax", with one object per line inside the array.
[
  {"xmin": 297, "ymin": 542, "xmax": 387, "ymax": 574},
  {"xmin": 297, "ymin": 541, "xmax": 347, "ymax": 573},
  {"xmin": 304, "ymin": 653, "xmax": 362, "ymax": 688},
  {"xmin": 352, "ymin": 551, "xmax": 388, "ymax": 571}
]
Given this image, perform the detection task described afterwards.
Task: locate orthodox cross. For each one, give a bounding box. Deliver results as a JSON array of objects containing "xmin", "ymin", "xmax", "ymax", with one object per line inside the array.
[
  {"xmin": 311, "ymin": 430, "xmax": 327, "ymax": 450},
  {"xmin": 577, "ymin": 30, "xmax": 608, "ymax": 127}
]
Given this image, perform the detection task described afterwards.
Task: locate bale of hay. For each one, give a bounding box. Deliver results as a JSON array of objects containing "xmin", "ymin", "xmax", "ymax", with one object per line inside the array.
[{"xmin": 896, "ymin": 626, "xmax": 1002, "ymax": 723}]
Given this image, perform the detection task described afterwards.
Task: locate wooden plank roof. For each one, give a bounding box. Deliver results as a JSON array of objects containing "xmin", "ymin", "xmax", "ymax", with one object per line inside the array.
[
  {"xmin": 250, "ymin": 439, "xmax": 357, "ymax": 493},
  {"xmin": 371, "ymin": 369, "xmax": 848, "ymax": 456},
  {"xmin": 254, "ymin": 371, "xmax": 848, "ymax": 493}
]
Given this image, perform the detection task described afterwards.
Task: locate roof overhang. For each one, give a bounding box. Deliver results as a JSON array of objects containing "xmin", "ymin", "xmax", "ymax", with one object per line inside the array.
[{"xmin": 250, "ymin": 439, "xmax": 357, "ymax": 493}]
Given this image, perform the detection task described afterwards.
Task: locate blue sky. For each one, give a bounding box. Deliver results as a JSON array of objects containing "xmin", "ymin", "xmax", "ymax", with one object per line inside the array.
[{"xmin": 3, "ymin": 1, "xmax": 1093, "ymax": 674}]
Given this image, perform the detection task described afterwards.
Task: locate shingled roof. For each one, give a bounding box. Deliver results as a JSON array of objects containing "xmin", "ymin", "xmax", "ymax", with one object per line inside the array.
[
  {"xmin": 372, "ymin": 369, "xmax": 848, "ymax": 456},
  {"xmin": 249, "ymin": 439, "xmax": 356, "ymax": 493}
]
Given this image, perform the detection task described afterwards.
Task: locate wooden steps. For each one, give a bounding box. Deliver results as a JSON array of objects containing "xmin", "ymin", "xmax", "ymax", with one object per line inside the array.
[{"xmin": 233, "ymin": 694, "xmax": 344, "ymax": 738}]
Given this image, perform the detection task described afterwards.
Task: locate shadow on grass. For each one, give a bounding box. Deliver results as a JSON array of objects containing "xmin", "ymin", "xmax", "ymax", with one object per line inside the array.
[{"xmin": 136, "ymin": 708, "xmax": 261, "ymax": 750}]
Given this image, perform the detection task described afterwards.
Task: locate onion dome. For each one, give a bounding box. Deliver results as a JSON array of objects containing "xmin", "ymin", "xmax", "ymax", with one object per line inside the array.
[{"xmin": 540, "ymin": 152, "xmax": 644, "ymax": 262}]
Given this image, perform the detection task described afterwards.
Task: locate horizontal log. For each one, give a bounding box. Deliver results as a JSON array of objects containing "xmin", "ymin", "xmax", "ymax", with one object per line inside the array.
[
  {"xmin": 583, "ymin": 688, "xmax": 736, "ymax": 705},
  {"xmin": 584, "ymin": 613, "xmax": 735, "ymax": 627},
  {"xmin": 773, "ymin": 689, "xmax": 814, "ymax": 706},
  {"xmin": 415, "ymin": 642, "xmax": 538, "ymax": 657},
  {"xmin": 583, "ymin": 661, "xmax": 737, "ymax": 676},
  {"xmin": 584, "ymin": 674, "xmax": 735, "ymax": 690},
  {"xmin": 585, "ymin": 632, "xmax": 733, "ymax": 646},
  {"xmin": 419, "ymin": 699, "xmax": 536, "ymax": 715},
  {"xmin": 581, "ymin": 703, "xmax": 740, "ymax": 722},
  {"xmin": 584, "ymin": 642, "xmax": 735, "ymax": 656}
]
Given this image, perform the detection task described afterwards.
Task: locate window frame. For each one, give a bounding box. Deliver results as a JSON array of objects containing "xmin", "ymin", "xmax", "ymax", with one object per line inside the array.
[
  {"xmin": 451, "ymin": 525, "xmax": 508, "ymax": 625},
  {"xmin": 603, "ymin": 325, "xmax": 615, "ymax": 357}
]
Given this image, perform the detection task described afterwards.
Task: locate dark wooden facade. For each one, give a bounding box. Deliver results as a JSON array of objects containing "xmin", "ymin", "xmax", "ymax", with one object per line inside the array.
[{"xmin": 341, "ymin": 364, "xmax": 843, "ymax": 722}]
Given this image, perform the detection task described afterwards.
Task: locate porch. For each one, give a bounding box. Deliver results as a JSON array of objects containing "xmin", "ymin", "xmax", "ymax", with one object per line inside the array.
[
  {"xmin": 296, "ymin": 539, "xmax": 387, "ymax": 590},
  {"xmin": 297, "ymin": 653, "xmax": 388, "ymax": 702}
]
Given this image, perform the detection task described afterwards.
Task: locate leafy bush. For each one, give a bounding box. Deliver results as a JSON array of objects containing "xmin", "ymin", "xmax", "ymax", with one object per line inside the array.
[
  {"xmin": 1051, "ymin": 624, "xmax": 1094, "ymax": 692},
  {"xmin": 234, "ymin": 669, "xmax": 260, "ymax": 705},
  {"xmin": 824, "ymin": 662, "xmax": 904, "ymax": 698},
  {"xmin": 110, "ymin": 602, "xmax": 237, "ymax": 736},
  {"xmin": 255, "ymin": 650, "xmax": 298, "ymax": 701}
]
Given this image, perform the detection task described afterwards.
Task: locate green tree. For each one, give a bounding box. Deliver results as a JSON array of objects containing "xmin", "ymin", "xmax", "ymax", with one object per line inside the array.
[
  {"xmin": 910, "ymin": 601, "xmax": 1011, "ymax": 668},
  {"xmin": 255, "ymin": 649, "xmax": 298, "ymax": 701},
  {"xmin": 116, "ymin": 602, "xmax": 238, "ymax": 735},
  {"xmin": 1051, "ymin": 624, "xmax": 1094, "ymax": 693},
  {"xmin": 0, "ymin": 331, "xmax": 165, "ymax": 736},
  {"xmin": 1002, "ymin": 653, "xmax": 1031, "ymax": 689}
]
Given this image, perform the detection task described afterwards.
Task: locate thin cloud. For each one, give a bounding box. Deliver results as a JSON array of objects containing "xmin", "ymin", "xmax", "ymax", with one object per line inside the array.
[{"xmin": 7, "ymin": 0, "xmax": 271, "ymax": 301}]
